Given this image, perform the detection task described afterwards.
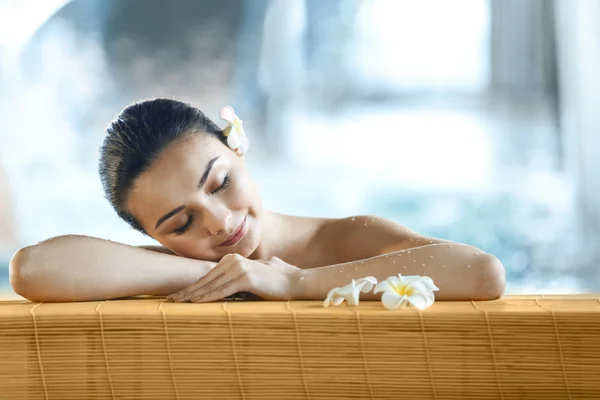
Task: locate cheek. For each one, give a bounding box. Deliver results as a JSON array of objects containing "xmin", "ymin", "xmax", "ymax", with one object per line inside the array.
[
  {"xmin": 167, "ymin": 237, "xmax": 220, "ymax": 261},
  {"xmin": 228, "ymin": 172, "xmax": 257, "ymax": 210}
]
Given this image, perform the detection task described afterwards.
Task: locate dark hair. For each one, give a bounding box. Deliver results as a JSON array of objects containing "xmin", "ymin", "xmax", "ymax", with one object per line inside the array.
[{"xmin": 99, "ymin": 98, "xmax": 226, "ymax": 232}]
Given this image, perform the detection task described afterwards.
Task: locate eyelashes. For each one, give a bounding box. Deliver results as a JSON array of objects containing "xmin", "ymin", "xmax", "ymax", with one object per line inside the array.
[
  {"xmin": 212, "ymin": 174, "xmax": 231, "ymax": 194},
  {"xmin": 174, "ymin": 214, "xmax": 193, "ymax": 236},
  {"xmin": 172, "ymin": 174, "xmax": 232, "ymax": 236}
]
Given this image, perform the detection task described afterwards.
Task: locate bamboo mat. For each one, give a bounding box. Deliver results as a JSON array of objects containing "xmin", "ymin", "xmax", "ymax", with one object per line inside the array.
[{"xmin": 1, "ymin": 295, "xmax": 599, "ymax": 400}]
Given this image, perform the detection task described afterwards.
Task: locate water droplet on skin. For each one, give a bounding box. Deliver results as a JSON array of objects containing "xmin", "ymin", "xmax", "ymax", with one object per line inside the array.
[
  {"xmin": 371, "ymin": 218, "xmax": 375, "ymax": 222},
  {"xmin": 351, "ymin": 217, "xmax": 356, "ymax": 222},
  {"xmin": 474, "ymin": 252, "xmax": 480, "ymax": 256},
  {"xmin": 360, "ymin": 261, "xmax": 364, "ymax": 264},
  {"xmin": 407, "ymin": 251, "xmax": 411, "ymax": 254},
  {"xmin": 443, "ymin": 265, "xmax": 447, "ymax": 268},
  {"xmin": 467, "ymin": 264, "xmax": 471, "ymax": 268},
  {"xmin": 422, "ymin": 264, "xmax": 426, "ymax": 267},
  {"xmin": 429, "ymin": 240, "xmax": 433, "ymax": 244},
  {"xmin": 364, "ymin": 222, "xmax": 368, "ymax": 227},
  {"xmin": 402, "ymin": 265, "xmax": 407, "ymax": 269},
  {"xmin": 392, "ymin": 261, "xmax": 396, "ymax": 264},
  {"xmin": 300, "ymin": 276, "xmax": 305, "ymax": 280},
  {"xmin": 429, "ymin": 256, "xmax": 434, "ymax": 259}
]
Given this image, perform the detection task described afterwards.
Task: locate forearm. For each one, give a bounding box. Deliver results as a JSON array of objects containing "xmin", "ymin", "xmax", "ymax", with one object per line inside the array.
[
  {"xmin": 293, "ymin": 244, "xmax": 505, "ymax": 301},
  {"xmin": 9, "ymin": 235, "xmax": 214, "ymax": 302}
]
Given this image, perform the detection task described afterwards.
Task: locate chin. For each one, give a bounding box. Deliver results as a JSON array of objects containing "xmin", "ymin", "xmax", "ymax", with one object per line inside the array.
[
  {"xmin": 241, "ymin": 221, "xmax": 261, "ymax": 258},
  {"xmin": 235, "ymin": 235, "xmax": 257, "ymax": 258}
]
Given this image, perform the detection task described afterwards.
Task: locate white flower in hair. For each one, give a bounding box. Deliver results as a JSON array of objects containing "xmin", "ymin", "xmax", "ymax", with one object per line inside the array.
[
  {"xmin": 374, "ymin": 274, "xmax": 439, "ymax": 310},
  {"xmin": 219, "ymin": 105, "xmax": 249, "ymax": 156},
  {"xmin": 323, "ymin": 276, "xmax": 378, "ymax": 307}
]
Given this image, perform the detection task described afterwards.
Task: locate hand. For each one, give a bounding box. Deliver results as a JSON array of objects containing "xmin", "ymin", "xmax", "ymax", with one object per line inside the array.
[{"xmin": 167, "ymin": 254, "xmax": 302, "ymax": 303}]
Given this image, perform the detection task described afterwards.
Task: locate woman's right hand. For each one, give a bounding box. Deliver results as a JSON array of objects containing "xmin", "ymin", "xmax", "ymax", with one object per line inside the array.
[{"xmin": 168, "ymin": 254, "xmax": 302, "ymax": 303}]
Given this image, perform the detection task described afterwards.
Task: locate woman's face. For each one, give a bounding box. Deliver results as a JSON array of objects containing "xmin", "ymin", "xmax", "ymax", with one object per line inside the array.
[{"xmin": 127, "ymin": 135, "xmax": 263, "ymax": 261}]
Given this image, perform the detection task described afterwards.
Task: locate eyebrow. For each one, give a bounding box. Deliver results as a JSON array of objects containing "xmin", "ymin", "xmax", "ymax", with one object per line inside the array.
[{"xmin": 154, "ymin": 156, "xmax": 220, "ymax": 230}]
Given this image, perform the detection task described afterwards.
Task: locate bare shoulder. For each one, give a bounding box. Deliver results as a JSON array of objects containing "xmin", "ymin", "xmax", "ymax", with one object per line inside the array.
[{"xmin": 318, "ymin": 215, "xmax": 460, "ymax": 261}]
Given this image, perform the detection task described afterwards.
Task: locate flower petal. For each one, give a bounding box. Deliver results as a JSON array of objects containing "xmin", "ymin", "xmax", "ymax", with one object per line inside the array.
[
  {"xmin": 323, "ymin": 287, "xmax": 341, "ymax": 307},
  {"xmin": 323, "ymin": 280, "xmax": 361, "ymax": 307},
  {"xmin": 388, "ymin": 275, "xmax": 404, "ymax": 287},
  {"xmin": 345, "ymin": 279, "xmax": 361, "ymax": 306},
  {"xmin": 409, "ymin": 280, "xmax": 438, "ymax": 299},
  {"xmin": 241, "ymin": 136, "xmax": 250, "ymax": 153},
  {"xmin": 374, "ymin": 280, "xmax": 394, "ymax": 294},
  {"xmin": 359, "ymin": 276, "xmax": 378, "ymax": 285},
  {"xmin": 407, "ymin": 292, "xmax": 434, "ymax": 310},
  {"xmin": 399, "ymin": 275, "xmax": 425, "ymax": 286},
  {"xmin": 381, "ymin": 291, "xmax": 405, "ymax": 310},
  {"xmin": 356, "ymin": 276, "xmax": 377, "ymax": 293},
  {"xmin": 347, "ymin": 291, "xmax": 360, "ymax": 306},
  {"xmin": 336, "ymin": 281, "xmax": 356, "ymax": 296},
  {"xmin": 219, "ymin": 106, "xmax": 235, "ymax": 124},
  {"xmin": 227, "ymin": 131, "xmax": 242, "ymax": 149},
  {"xmin": 331, "ymin": 295, "xmax": 345, "ymax": 306},
  {"xmin": 418, "ymin": 276, "xmax": 440, "ymax": 292}
]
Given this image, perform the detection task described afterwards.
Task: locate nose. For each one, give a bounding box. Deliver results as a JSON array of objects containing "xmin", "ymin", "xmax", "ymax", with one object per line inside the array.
[{"xmin": 202, "ymin": 205, "xmax": 232, "ymax": 236}]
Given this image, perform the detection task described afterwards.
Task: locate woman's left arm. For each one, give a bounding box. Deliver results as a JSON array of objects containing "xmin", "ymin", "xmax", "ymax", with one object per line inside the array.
[
  {"xmin": 292, "ymin": 215, "xmax": 505, "ymax": 301},
  {"xmin": 293, "ymin": 242, "xmax": 505, "ymax": 301}
]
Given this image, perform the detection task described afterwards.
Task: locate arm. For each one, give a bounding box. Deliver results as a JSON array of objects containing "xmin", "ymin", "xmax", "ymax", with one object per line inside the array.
[
  {"xmin": 137, "ymin": 245, "xmax": 176, "ymax": 255},
  {"xmin": 293, "ymin": 243, "xmax": 505, "ymax": 301},
  {"xmin": 9, "ymin": 235, "xmax": 214, "ymax": 302},
  {"xmin": 294, "ymin": 216, "xmax": 505, "ymax": 301}
]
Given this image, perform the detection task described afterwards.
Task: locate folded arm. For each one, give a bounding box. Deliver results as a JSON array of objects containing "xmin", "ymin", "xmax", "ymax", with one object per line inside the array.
[{"xmin": 9, "ymin": 235, "xmax": 213, "ymax": 302}]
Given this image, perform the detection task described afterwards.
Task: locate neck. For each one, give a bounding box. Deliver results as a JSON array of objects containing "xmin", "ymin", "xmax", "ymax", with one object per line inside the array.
[{"xmin": 249, "ymin": 210, "xmax": 291, "ymax": 261}]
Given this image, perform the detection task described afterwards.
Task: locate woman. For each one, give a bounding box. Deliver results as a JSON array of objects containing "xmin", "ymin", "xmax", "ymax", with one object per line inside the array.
[{"xmin": 9, "ymin": 99, "xmax": 505, "ymax": 303}]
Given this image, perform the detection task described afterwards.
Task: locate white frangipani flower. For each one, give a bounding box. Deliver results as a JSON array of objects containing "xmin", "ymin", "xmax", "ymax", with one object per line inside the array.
[
  {"xmin": 323, "ymin": 276, "xmax": 378, "ymax": 307},
  {"xmin": 219, "ymin": 105, "xmax": 249, "ymax": 156},
  {"xmin": 374, "ymin": 274, "xmax": 439, "ymax": 310}
]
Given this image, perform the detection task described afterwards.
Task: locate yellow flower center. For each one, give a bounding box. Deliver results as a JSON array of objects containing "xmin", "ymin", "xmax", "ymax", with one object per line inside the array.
[
  {"xmin": 233, "ymin": 119, "xmax": 243, "ymax": 134},
  {"xmin": 393, "ymin": 283, "xmax": 414, "ymax": 297}
]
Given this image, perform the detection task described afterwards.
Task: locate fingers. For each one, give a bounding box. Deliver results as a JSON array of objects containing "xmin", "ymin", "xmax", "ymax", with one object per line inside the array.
[
  {"xmin": 168, "ymin": 254, "xmax": 237, "ymax": 300},
  {"xmin": 189, "ymin": 279, "xmax": 247, "ymax": 303},
  {"xmin": 176, "ymin": 266, "xmax": 246, "ymax": 302},
  {"xmin": 167, "ymin": 267, "xmax": 226, "ymax": 301},
  {"xmin": 168, "ymin": 254, "xmax": 249, "ymax": 302}
]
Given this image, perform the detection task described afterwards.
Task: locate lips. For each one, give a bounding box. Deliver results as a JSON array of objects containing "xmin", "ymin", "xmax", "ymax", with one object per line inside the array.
[{"xmin": 219, "ymin": 216, "xmax": 247, "ymax": 247}]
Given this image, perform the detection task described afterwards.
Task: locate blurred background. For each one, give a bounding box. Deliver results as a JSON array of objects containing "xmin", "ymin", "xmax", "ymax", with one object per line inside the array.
[{"xmin": 1, "ymin": 0, "xmax": 599, "ymax": 298}]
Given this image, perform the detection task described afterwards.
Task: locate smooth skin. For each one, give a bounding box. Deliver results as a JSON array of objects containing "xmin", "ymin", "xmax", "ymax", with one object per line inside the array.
[{"xmin": 9, "ymin": 135, "xmax": 505, "ymax": 303}]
